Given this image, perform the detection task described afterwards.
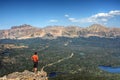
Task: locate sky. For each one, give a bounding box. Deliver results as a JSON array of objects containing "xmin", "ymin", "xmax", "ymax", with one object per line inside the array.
[{"xmin": 0, "ymin": 0, "xmax": 120, "ymax": 29}]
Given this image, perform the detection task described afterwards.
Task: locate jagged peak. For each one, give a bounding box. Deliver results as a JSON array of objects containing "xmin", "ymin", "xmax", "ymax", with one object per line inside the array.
[
  {"xmin": 89, "ymin": 24, "xmax": 107, "ymax": 28},
  {"xmin": 87, "ymin": 24, "xmax": 108, "ymax": 32},
  {"xmin": 11, "ymin": 24, "xmax": 34, "ymax": 29},
  {"xmin": 0, "ymin": 24, "xmax": 120, "ymax": 39}
]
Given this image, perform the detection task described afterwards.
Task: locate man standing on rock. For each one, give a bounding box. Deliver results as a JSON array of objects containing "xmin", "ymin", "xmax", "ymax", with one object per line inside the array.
[{"xmin": 31, "ymin": 52, "xmax": 39, "ymax": 73}]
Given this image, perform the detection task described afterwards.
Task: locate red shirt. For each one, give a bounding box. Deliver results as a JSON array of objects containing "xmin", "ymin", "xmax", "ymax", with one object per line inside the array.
[{"xmin": 31, "ymin": 55, "xmax": 39, "ymax": 62}]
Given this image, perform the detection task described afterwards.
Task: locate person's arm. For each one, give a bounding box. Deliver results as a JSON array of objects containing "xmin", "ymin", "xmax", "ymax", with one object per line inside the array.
[{"xmin": 36, "ymin": 55, "xmax": 39, "ymax": 62}]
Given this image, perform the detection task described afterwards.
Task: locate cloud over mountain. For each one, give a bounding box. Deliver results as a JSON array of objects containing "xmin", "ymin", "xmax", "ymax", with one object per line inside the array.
[
  {"xmin": 85, "ymin": 10, "xmax": 120, "ymax": 23},
  {"xmin": 65, "ymin": 10, "xmax": 120, "ymax": 24}
]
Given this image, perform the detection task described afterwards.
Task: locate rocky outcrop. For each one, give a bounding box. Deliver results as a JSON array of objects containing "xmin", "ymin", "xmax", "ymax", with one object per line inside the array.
[
  {"xmin": 0, "ymin": 70, "xmax": 48, "ymax": 80},
  {"xmin": 0, "ymin": 24, "xmax": 120, "ymax": 39}
]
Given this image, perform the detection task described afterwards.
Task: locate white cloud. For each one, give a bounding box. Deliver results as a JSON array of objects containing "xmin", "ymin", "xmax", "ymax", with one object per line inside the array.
[
  {"xmin": 68, "ymin": 18, "xmax": 79, "ymax": 22},
  {"xmin": 65, "ymin": 14, "xmax": 69, "ymax": 17},
  {"xmin": 82, "ymin": 10, "xmax": 120, "ymax": 23},
  {"xmin": 65, "ymin": 10, "xmax": 120, "ymax": 24},
  {"xmin": 49, "ymin": 19, "xmax": 58, "ymax": 23},
  {"xmin": 109, "ymin": 10, "xmax": 120, "ymax": 15},
  {"xmin": 65, "ymin": 14, "xmax": 80, "ymax": 22}
]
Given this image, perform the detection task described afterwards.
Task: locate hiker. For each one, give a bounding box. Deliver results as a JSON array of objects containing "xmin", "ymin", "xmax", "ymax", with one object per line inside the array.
[{"xmin": 31, "ymin": 52, "xmax": 39, "ymax": 73}]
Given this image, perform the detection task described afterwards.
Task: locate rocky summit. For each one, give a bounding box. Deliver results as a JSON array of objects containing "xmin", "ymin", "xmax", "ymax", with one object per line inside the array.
[
  {"xmin": 0, "ymin": 24, "xmax": 120, "ymax": 39},
  {"xmin": 0, "ymin": 70, "xmax": 48, "ymax": 80}
]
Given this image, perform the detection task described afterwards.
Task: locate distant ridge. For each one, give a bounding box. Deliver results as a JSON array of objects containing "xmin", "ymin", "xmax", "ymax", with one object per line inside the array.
[{"xmin": 0, "ymin": 24, "xmax": 120, "ymax": 39}]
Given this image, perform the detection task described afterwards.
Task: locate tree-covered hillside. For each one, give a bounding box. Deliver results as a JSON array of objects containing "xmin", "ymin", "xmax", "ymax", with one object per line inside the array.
[{"xmin": 0, "ymin": 37, "xmax": 120, "ymax": 80}]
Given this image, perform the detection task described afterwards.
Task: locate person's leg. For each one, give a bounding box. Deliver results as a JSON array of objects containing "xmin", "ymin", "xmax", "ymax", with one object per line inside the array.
[
  {"xmin": 32, "ymin": 63, "xmax": 35, "ymax": 72},
  {"xmin": 34, "ymin": 62, "xmax": 38, "ymax": 73},
  {"xmin": 34, "ymin": 67, "xmax": 37, "ymax": 73}
]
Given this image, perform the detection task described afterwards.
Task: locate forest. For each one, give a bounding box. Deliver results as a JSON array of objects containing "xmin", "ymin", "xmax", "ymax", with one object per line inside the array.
[{"xmin": 0, "ymin": 37, "xmax": 120, "ymax": 80}]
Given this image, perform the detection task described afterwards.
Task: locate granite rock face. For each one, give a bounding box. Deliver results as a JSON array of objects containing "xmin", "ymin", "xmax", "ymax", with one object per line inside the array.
[{"xmin": 0, "ymin": 70, "xmax": 48, "ymax": 80}]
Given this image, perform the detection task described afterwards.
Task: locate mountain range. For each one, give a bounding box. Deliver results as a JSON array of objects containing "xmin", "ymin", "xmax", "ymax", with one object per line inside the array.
[{"xmin": 0, "ymin": 24, "xmax": 120, "ymax": 39}]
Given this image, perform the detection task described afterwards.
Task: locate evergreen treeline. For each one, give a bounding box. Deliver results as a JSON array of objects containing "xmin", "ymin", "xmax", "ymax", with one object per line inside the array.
[{"xmin": 0, "ymin": 37, "xmax": 120, "ymax": 80}]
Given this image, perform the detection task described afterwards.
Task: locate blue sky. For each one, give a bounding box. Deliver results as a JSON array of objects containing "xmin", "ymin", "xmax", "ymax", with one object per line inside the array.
[{"xmin": 0, "ymin": 0, "xmax": 120, "ymax": 29}]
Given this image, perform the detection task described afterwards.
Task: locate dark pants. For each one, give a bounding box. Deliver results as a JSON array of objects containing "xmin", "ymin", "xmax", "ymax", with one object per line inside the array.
[{"xmin": 33, "ymin": 62, "xmax": 38, "ymax": 68}]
